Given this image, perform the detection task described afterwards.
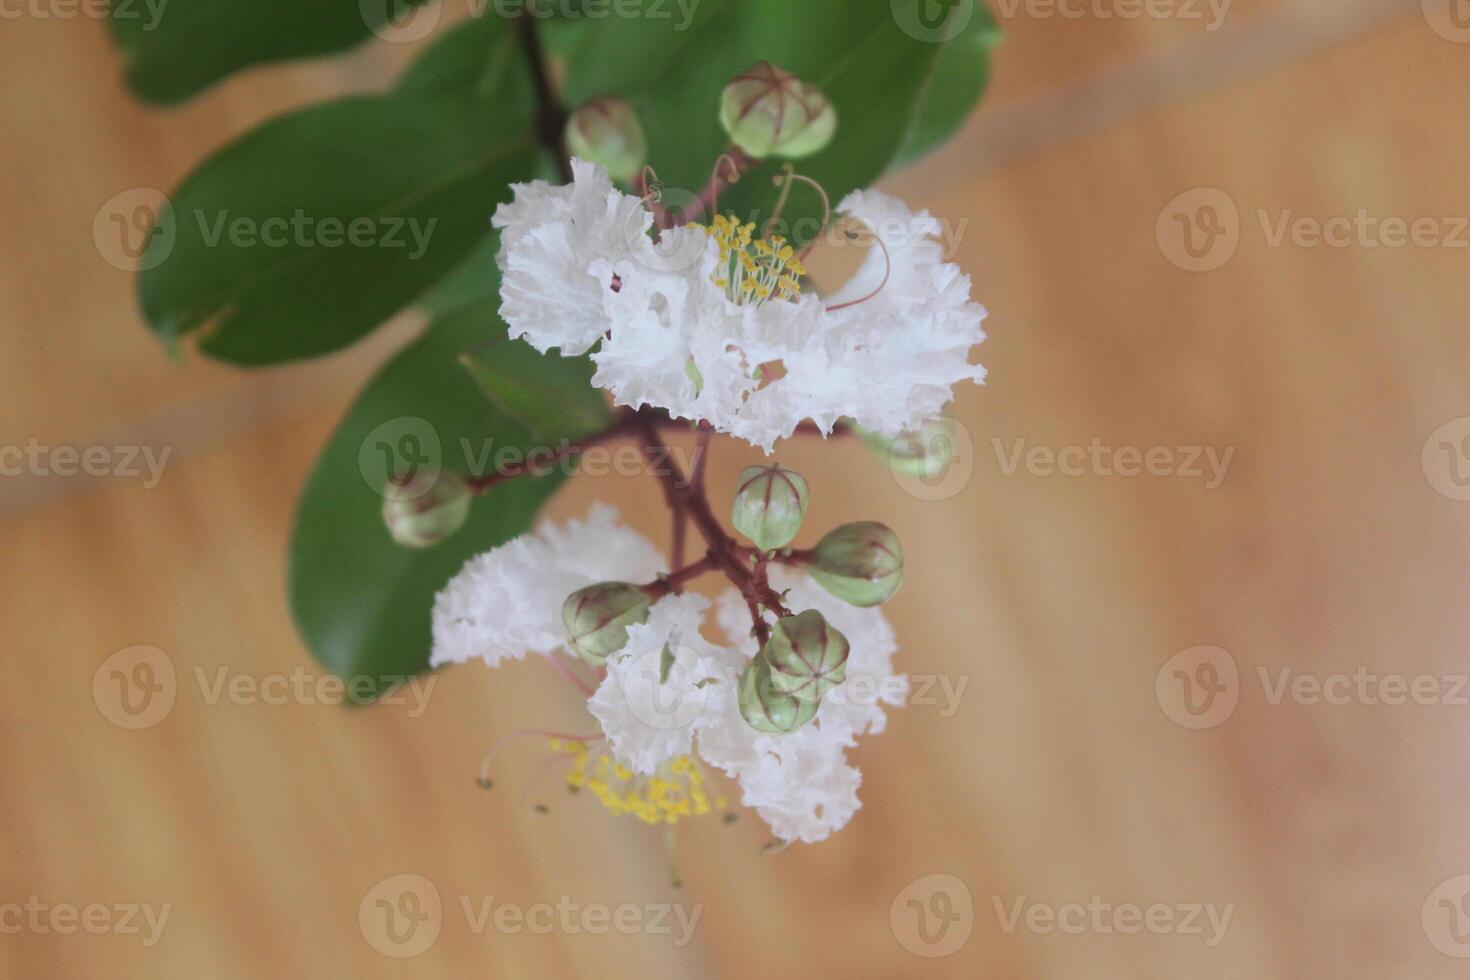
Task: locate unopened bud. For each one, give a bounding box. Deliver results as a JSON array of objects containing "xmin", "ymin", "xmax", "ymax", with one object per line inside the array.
[
  {"xmin": 763, "ymin": 610, "xmax": 849, "ymax": 704},
  {"xmin": 565, "ymin": 97, "xmax": 648, "ymax": 182},
  {"xmin": 381, "ymin": 471, "xmax": 471, "ymax": 549},
  {"xmin": 562, "ymin": 582, "xmax": 652, "ymax": 665},
  {"xmin": 859, "ymin": 418, "xmax": 958, "ymax": 480},
  {"xmin": 808, "ymin": 521, "xmax": 904, "ymax": 607},
  {"xmin": 738, "ymin": 652, "xmax": 820, "ymax": 734},
  {"xmin": 719, "ymin": 62, "xmax": 836, "ymax": 160},
  {"xmin": 731, "ymin": 464, "xmax": 809, "ymax": 552}
]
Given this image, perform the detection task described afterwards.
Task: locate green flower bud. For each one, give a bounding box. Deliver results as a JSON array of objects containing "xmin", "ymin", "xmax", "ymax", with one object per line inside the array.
[
  {"xmin": 719, "ymin": 61, "xmax": 837, "ymax": 160},
  {"xmin": 381, "ymin": 471, "xmax": 471, "ymax": 549},
  {"xmin": 808, "ymin": 521, "xmax": 904, "ymax": 607},
  {"xmin": 565, "ymin": 97, "xmax": 648, "ymax": 182},
  {"xmin": 731, "ymin": 464, "xmax": 810, "ymax": 552},
  {"xmin": 858, "ymin": 418, "xmax": 957, "ymax": 480},
  {"xmin": 562, "ymin": 582, "xmax": 653, "ymax": 665},
  {"xmin": 763, "ymin": 610, "xmax": 849, "ymax": 705},
  {"xmin": 738, "ymin": 652, "xmax": 820, "ymax": 734}
]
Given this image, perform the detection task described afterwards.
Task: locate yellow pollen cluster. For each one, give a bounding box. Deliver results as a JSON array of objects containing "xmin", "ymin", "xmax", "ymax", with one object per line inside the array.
[
  {"xmin": 695, "ymin": 213, "xmax": 806, "ymax": 306},
  {"xmin": 553, "ymin": 740, "xmax": 727, "ymax": 826}
]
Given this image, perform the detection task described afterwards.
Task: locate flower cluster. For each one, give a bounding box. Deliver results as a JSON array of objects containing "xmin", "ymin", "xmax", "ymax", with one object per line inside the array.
[
  {"xmin": 433, "ymin": 505, "xmax": 905, "ymax": 844},
  {"xmin": 491, "ymin": 161, "xmax": 986, "ymax": 452}
]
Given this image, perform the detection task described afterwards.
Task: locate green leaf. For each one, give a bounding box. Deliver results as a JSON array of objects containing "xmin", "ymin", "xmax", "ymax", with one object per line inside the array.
[
  {"xmin": 396, "ymin": 14, "xmax": 525, "ymax": 100},
  {"xmin": 460, "ymin": 339, "xmax": 610, "ymax": 444},
  {"xmin": 139, "ymin": 94, "xmax": 535, "ymax": 365},
  {"xmin": 289, "ymin": 295, "xmax": 607, "ymax": 697},
  {"xmin": 893, "ymin": 5, "xmax": 1001, "ymax": 167},
  {"xmin": 109, "ymin": 0, "xmax": 432, "ymax": 105}
]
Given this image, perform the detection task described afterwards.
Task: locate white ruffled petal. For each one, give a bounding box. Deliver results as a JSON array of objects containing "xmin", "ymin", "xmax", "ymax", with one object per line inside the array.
[{"xmin": 430, "ymin": 504, "xmax": 664, "ymax": 669}]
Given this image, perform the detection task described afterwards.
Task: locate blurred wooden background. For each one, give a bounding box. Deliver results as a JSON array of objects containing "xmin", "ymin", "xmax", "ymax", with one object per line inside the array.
[{"xmin": 7, "ymin": 0, "xmax": 1470, "ymax": 976}]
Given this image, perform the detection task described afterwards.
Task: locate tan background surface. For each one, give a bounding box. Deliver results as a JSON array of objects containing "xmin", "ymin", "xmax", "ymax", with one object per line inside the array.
[{"xmin": 4, "ymin": 0, "xmax": 1470, "ymax": 976}]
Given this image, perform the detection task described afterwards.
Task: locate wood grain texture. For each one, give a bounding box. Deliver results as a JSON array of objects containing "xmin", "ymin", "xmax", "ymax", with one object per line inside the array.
[{"xmin": 3, "ymin": 7, "xmax": 1467, "ymax": 979}]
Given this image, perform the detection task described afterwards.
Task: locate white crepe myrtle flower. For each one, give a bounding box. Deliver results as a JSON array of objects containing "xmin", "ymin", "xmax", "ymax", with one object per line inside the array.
[
  {"xmin": 493, "ymin": 158, "xmax": 987, "ymax": 452},
  {"xmin": 492, "ymin": 157, "xmax": 659, "ymax": 356},
  {"xmin": 587, "ymin": 593, "xmax": 724, "ymax": 775},
  {"xmin": 430, "ymin": 504, "xmax": 664, "ymax": 668}
]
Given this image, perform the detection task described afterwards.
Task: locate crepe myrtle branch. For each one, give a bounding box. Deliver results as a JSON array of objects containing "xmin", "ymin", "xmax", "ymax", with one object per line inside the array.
[{"xmin": 518, "ymin": 11, "xmax": 573, "ymax": 183}]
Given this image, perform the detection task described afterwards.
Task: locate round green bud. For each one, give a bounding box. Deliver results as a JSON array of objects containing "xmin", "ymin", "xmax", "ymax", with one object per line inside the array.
[
  {"xmin": 381, "ymin": 471, "xmax": 471, "ymax": 549},
  {"xmin": 719, "ymin": 61, "xmax": 837, "ymax": 160},
  {"xmin": 808, "ymin": 521, "xmax": 904, "ymax": 608},
  {"xmin": 858, "ymin": 418, "xmax": 958, "ymax": 480},
  {"xmin": 561, "ymin": 582, "xmax": 653, "ymax": 665},
  {"xmin": 738, "ymin": 652, "xmax": 820, "ymax": 734},
  {"xmin": 763, "ymin": 610, "xmax": 849, "ymax": 705},
  {"xmin": 565, "ymin": 97, "xmax": 648, "ymax": 182},
  {"xmin": 731, "ymin": 464, "xmax": 810, "ymax": 552}
]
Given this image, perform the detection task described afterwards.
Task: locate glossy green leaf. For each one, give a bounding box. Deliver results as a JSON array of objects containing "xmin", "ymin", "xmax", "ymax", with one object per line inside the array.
[
  {"xmin": 289, "ymin": 296, "xmax": 606, "ymax": 696},
  {"xmin": 109, "ymin": 0, "xmax": 432, "ymax": 105},
  {"xmin": 893, "ymin": 5, "xmax": 1001, "ymax": 167},
  {"xmin": 460, "ymin": 339, "xmax": 610, "ymax": 444},
  {"xmin": 397, "ymin": 14, "xmax": 525, "ymax": 99},
  {"xmin": 139, "ymin": 95, "xmax": 535, "ymax": 365}
]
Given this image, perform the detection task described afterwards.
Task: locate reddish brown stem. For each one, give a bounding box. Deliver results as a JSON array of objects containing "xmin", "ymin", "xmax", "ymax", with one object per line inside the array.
[{"xmin": 465, "ymin": 408, "xmax": 642, "ymax": 493}]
